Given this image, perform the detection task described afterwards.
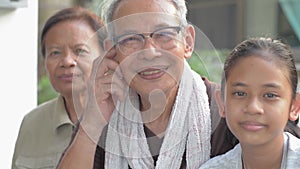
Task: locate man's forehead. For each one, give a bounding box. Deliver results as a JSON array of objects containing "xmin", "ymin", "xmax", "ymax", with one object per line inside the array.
[
  {"xmin": 108, "ymin": 13, "xmax": 180, "ymax": 34},
  {"xmin": 112, "ymin": 0, "xmax": 178, "ymax": 21}
]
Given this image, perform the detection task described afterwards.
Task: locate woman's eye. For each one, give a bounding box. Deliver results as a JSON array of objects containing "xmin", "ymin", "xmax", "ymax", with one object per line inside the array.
[
  {"xmin": 76, "ymin": 48, "xmax": 89, "ymax": 56},
  {"xmin": 49, "ymin": 51, "xmax": 61, "ymax": 57}
]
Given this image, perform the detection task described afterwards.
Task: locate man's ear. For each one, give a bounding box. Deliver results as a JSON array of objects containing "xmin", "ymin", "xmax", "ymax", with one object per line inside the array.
[
  {"xmin": 215, "ymin": 90, "xmax": 226, "ymax": 118},
  {"xmin": 104, "ymin": 38, "xmax": 114, "ymax": 51},
  {"xmin": 289, "ymin": 93, "xmax": 300, "ymax": 121},
  {"xmin": 183, "ymin": 25, "xmax": 195, "ymax": 59}
]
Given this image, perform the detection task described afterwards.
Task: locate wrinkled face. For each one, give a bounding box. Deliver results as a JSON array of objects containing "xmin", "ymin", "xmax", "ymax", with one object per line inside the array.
[
  {"xmin": 223, "ymin": 56, "xmax": 294, "ymax": 146},
  {"xmin": 109, "ymin": 0, "xmax": 192, "ymax": 99},
  {"xmin": 44, "ymin": 20, "xmax": 101, "ymax": 97}
]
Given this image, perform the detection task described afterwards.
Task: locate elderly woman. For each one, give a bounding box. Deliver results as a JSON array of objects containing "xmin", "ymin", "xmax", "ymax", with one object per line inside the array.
[
  {"xmin": 91, "ymin": 0, "xmax": 212, "ymax": 168},
  {"xmin": 12, "ymin": 7, "xmax": 104, "ymax": 169}
]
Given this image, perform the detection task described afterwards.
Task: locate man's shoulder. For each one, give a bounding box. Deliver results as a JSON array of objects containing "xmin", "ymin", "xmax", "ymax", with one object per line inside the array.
[
  {"xmin": 201, "ymin": 76, "xmax": 220, "ymax": 103},
  {"xmin": 201, "ymin": 77, "xmax": 220, "ymax": 91}
]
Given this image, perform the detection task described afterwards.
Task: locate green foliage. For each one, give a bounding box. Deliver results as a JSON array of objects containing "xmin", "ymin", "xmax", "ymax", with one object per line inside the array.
[
  {"xmin": 38, "ymin": 75, "xmax": 58, "ymax": 105},
  {"xmin": 188, "ymin": 49, "xmax": 229, "ymax": 83}
]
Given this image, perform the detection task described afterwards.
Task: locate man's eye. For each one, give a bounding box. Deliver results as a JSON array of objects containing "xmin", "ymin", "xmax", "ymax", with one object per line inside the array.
[
  {"xmin": 119, "ymin": 35, "xmax": 143, "ymax": 45},
  {"xmin": 154, "ymin": 31, "xmax": 175, "ymax": 41},
  {"xmin": 156, "ymin": 31, "xmax": 176, "ymax": 37}
]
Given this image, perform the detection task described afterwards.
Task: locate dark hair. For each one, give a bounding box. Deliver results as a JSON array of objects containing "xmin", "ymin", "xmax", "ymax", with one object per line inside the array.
[
  {"xmin": 221, "ymin": 37, "xmax": 298, "ymax": 99},
  {"xmin": 41, "ymin": 7, "xmax": 105, "ymax": 57}
]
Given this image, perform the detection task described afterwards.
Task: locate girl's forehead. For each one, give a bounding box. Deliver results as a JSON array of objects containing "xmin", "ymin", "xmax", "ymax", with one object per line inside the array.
[
  {"xmin": 229, "ymin": 51, "xmax": 286, "ymax": 72},
  {"xmin": 227, "ymin": 55, "xmax": 290, "ymax": 84}
]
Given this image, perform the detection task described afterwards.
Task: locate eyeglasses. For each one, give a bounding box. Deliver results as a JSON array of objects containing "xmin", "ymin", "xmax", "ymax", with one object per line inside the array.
[{"xmin": 113, "ymin": 26, "xmax": 182, "ymax": 55}]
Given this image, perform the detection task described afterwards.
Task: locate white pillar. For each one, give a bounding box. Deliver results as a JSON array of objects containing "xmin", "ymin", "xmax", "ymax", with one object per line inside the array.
[{"xmin": 0, "ymin": 0, "xmax": 38, "ymax": 168}]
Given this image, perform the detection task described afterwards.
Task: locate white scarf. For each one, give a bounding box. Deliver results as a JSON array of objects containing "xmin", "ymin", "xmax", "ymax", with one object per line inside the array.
[{"xmin": 105, "ymin": 61, "xmax": 211, "ymax": 168}]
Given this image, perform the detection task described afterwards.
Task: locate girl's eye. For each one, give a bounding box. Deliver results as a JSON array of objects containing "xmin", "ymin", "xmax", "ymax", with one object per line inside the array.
[
  {"xmin": 233, "ymin": 91, "xmax": 246, "ymax": 97},
  {"xmin": 264, "ymin": 93, "xmax": 278, "ymax": 99}
]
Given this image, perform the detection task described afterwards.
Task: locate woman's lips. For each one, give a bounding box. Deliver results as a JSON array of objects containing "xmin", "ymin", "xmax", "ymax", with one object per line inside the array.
[
  {"xmin": 240, "ymin": 121, "xmax": 266, "ymax": 132},
  {"xmin": 59, "ymin": 74, "xmax": 80, "ymax": 82}
]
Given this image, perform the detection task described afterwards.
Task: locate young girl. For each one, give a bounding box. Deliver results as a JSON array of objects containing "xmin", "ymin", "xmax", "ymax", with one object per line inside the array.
[{"xmin": 200, "ymin": 37, "xmax": 300, "ymax": 169}]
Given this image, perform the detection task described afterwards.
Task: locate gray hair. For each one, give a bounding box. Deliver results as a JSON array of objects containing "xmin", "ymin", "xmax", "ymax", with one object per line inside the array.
[{"xmin": 100, "ymin": 0, "xmax": 188, "ymax": 26}]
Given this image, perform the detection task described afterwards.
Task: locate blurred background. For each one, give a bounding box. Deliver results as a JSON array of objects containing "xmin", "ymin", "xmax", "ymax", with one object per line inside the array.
[
  {"xmin": 0, "ymin": 0, "xmax": 298, "ymax": 168},
  {"xmin": 38, "ymin": 0, "xmax": 300, "ymax": 104}
]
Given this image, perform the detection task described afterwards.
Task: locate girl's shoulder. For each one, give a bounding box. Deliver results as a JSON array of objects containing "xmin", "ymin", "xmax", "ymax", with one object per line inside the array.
[
  {"xmin": 286, "ymin": 132, "xmax": 300, "ymax": 168},
  {"xmin": 199, "ymin": 144, "xmax": 242, "ymax": 169},
  {"xmin": 286, "ymin": 132, "xmax": 300, "ymax": 152}
]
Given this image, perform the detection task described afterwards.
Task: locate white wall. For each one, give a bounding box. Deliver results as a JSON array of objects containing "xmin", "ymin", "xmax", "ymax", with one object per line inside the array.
[{"xmin": 0, "ymin": 0, "xmax": 38, "ymax": 168}]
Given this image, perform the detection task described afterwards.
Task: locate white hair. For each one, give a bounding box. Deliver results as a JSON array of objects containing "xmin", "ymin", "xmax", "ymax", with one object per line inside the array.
[{"xmin": 99, "ymin": 0, "xmax": 188, "ymax": 26}]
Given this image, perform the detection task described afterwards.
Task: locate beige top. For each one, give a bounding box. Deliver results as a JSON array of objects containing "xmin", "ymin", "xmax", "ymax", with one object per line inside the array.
[{"xmin": 12, "ymin": 95, "xmax": 75, "ymax": 169}]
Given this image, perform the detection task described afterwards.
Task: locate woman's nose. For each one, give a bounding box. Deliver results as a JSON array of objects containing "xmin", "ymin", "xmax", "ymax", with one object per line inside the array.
[{"xmin": 60, "ymin": 50, "xmax": 77, "ymax": 68}]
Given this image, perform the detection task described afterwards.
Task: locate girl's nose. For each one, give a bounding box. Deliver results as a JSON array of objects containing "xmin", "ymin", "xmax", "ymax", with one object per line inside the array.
[{"xmin": 244, "ymin": 97, "xmax": 264, "ymax": 115}]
